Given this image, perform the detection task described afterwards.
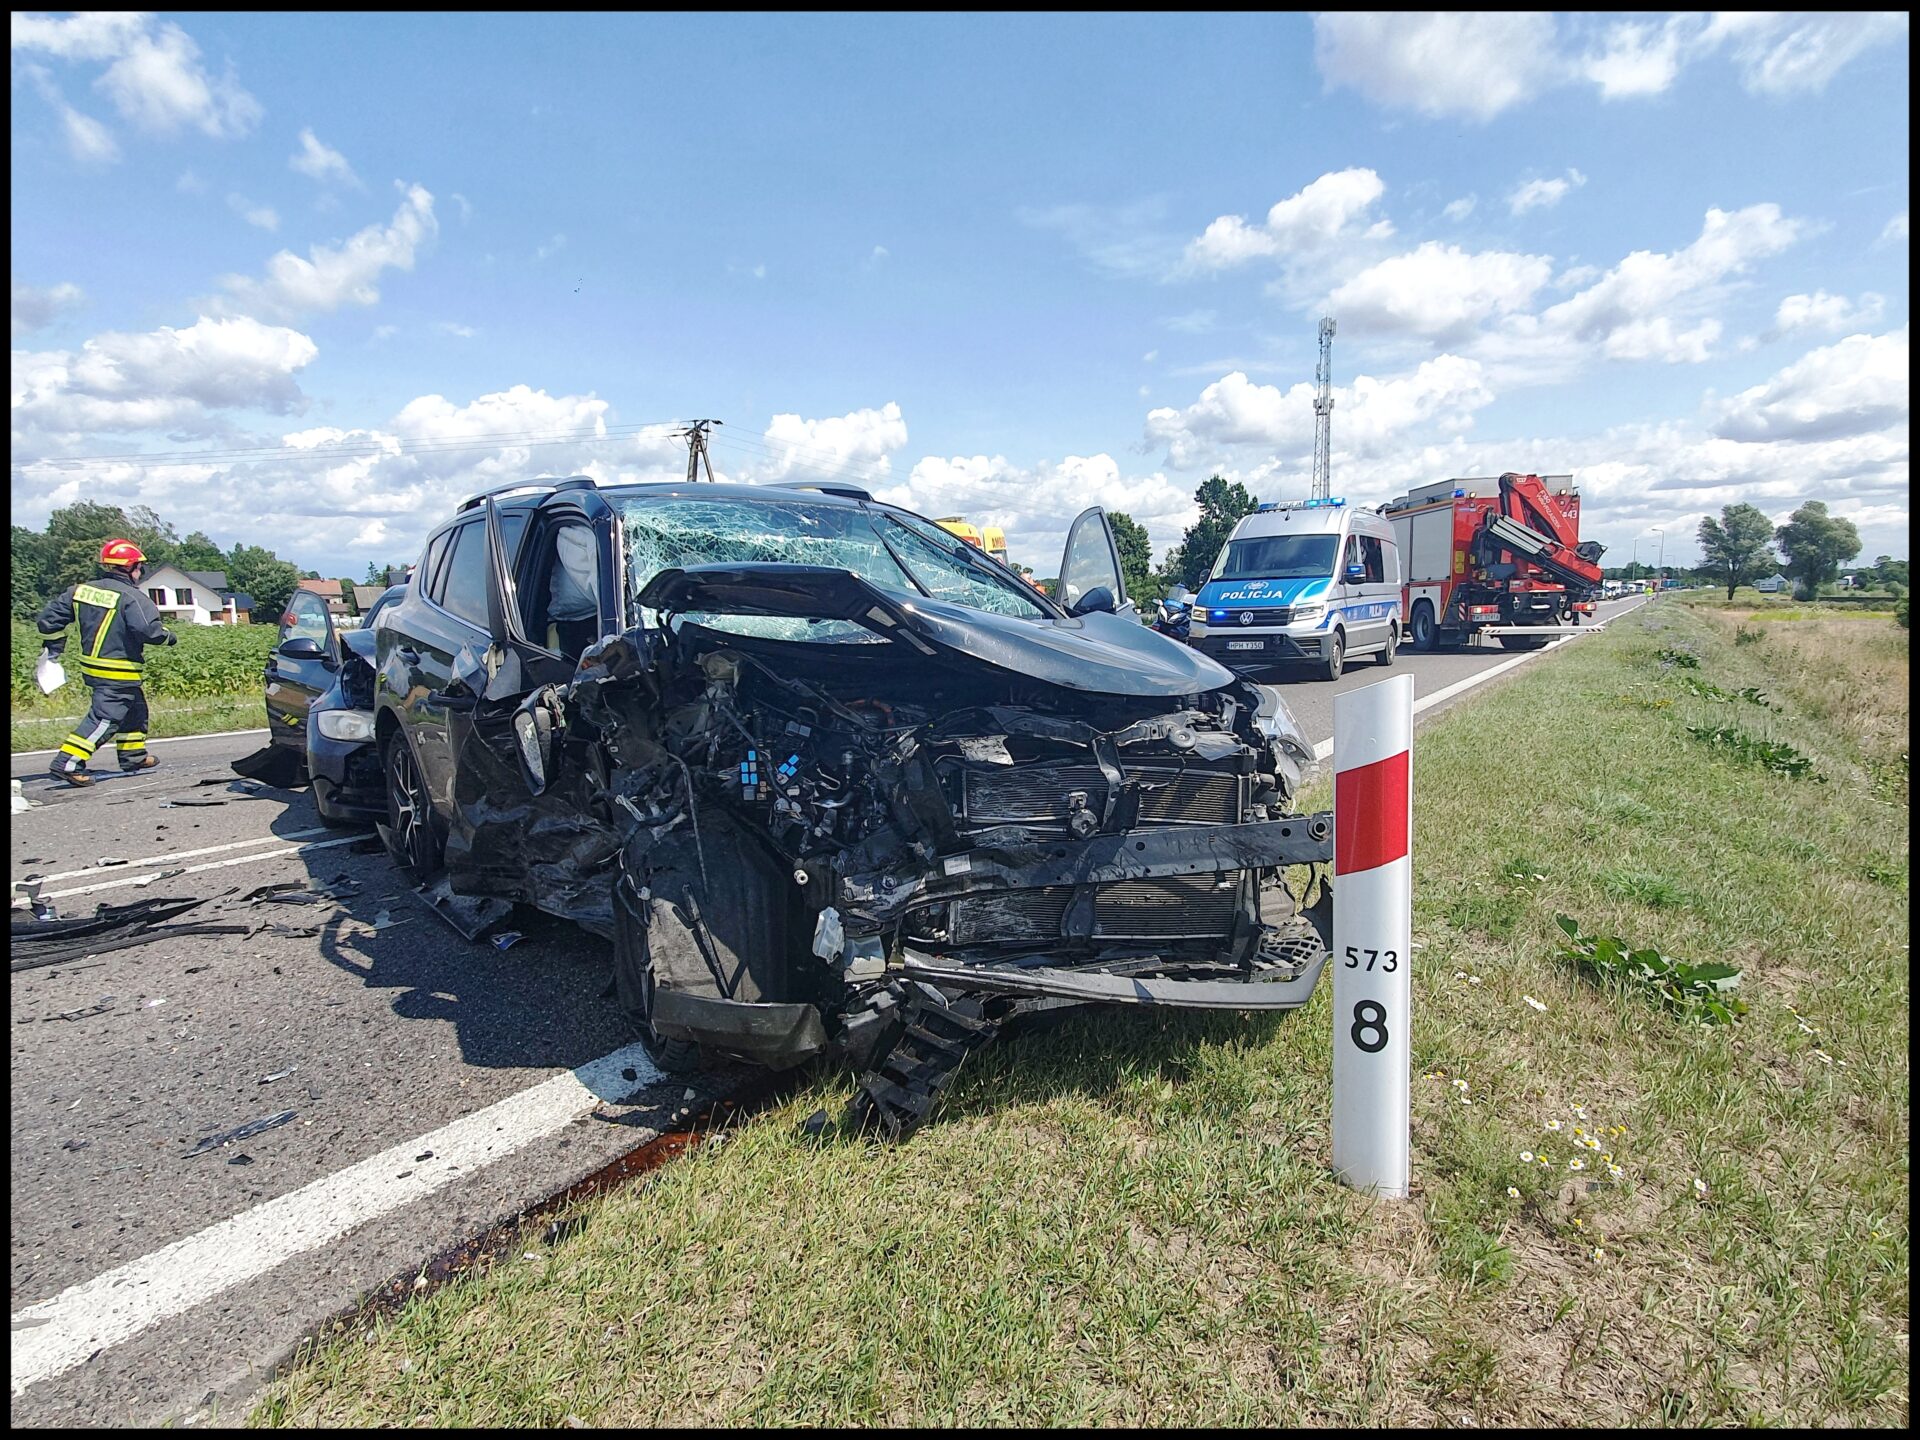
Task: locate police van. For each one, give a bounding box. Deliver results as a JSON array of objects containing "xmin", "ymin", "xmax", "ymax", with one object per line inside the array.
[{"xmin": 1188, "ymin": 497, "xmax": 1402, "ymax": 681}]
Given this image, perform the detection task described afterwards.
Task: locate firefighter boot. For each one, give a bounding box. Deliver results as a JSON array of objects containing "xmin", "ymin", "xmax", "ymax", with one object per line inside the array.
[
  {"xmin": 48, "ymin": 757, "xmax": 94, "ymax": 787},
  {"xmin": 120, "ymin": 754, "xmax": 159, "ymax": 773}
]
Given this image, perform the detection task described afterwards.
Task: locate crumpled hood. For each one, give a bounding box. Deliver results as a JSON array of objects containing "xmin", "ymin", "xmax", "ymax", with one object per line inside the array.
[
  {"xmin": 639, "ymin": 563, "xmax": 1237, "ymax": 697},
  {"xmin": 1196, "ymin": 575, "xmax": 1331, "ymax": 610}
]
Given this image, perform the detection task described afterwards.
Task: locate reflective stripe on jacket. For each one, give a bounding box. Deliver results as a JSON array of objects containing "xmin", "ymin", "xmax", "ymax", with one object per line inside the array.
[{"xmin": 36, "ymin": 571, "xmax": 171, "ymax": 682}]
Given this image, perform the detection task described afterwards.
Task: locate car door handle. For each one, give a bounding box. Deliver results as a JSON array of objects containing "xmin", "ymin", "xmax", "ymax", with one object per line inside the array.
[{"xmin": 397, "ymin": 646, "xmax": 421, "ymax": 664}]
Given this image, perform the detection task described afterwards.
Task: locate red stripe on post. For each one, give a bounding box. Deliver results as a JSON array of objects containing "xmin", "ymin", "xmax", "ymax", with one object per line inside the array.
[{"xmin": 1335, "ymin": 750, "xmax": 1410, "ymax": 874}]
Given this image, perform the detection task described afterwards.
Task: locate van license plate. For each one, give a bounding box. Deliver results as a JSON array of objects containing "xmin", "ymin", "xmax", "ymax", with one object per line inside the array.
[{"xmin": 1228, "ymin": 640, "xmax": 1264, "ymax": 651}]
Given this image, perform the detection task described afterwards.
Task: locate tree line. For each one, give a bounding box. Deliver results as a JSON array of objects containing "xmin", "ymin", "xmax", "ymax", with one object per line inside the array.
[{"xmin": 1696, "ymin": 500, "xmax": 1886, "ymax": 600}]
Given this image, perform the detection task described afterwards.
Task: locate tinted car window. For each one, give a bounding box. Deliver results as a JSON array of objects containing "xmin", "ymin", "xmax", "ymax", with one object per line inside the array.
[
  {"xmin": 282, "ymin": 589, "xmax": 331, "ymax": 643},
  {"xmin": 434, "ymin": 514, "xmax": 529, "ymax": 629},
  {"xmin": 421, "ymin": 530, "xmax": 453, "ymax": 604}
]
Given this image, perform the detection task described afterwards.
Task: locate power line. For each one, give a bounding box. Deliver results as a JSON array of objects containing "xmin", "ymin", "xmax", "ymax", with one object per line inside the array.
[{"xmin": 13, "ymin": 419, "xmax": 689, "ymax": 474}]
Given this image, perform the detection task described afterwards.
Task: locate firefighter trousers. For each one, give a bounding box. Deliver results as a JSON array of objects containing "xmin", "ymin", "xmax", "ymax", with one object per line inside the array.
[{"xmin": 54, "ymin": 679, "xmax": 151, "ymax": 773}]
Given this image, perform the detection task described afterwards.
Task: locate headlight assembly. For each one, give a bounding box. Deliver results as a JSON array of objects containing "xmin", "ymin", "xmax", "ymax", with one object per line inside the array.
[{"xmin": 316, "ymin": 708, "xmax": 376, "ymax": 742}]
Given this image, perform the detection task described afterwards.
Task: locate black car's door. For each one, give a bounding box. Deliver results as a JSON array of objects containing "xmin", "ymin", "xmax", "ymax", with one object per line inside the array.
[
  {"xmin": 265, "ymin": 589, "xmax": 338, "ymax": 750},
  {"xmin": 1056, "ymin": 506, "xmax": 1136, "ymax": 619},
  {"xmin": 441, "ymin": 494, "xmax": 620, "ymax": 921}
]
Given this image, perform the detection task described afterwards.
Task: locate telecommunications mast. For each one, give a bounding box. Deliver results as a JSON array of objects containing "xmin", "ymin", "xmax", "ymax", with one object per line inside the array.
[{"xmin": 1311, "ymin": 316, "xmax": 1336, "ymax": 501}]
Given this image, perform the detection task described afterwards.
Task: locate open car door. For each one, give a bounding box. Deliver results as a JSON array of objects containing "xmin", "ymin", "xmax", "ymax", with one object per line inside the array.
[
  {"xmin": 1056, "ymin": 506, "xmax": 1137, "ymax": 621},
  {"xmin": 440, "ymin": 492, "xmax": 623, "ymax": 934}
]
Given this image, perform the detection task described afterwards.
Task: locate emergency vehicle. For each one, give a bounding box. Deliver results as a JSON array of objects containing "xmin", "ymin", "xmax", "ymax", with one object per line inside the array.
[
  {"xmin": 1188, "ymin": 497, "xmax": 1402, "ymax": 681},
  {"xmin": 934, "ymin": 517, "xmax": 1010, "ymax": 567},
  {"xmin": 1382, "ymin": 473, "xmax": 1604, "ymax": 652}
]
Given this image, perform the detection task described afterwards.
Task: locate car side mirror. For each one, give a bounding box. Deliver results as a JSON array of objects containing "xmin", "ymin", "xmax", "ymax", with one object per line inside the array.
[
  {"xmin": 1067, "ymin": 585, "xmax": 1116, "ymax": 617},
  {"xmin": 511, "ymin": 689, "xmax": 559, "ymax": 796},
  {"xmin": 1345, "ymin": 564, "xmax": 1366, "ymax": 581},
  {"xmin": 277, "ymin": 635, "xmax": 326, "ymax": 659}
]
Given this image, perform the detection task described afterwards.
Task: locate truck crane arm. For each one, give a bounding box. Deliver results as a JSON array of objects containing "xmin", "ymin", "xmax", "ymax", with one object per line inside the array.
[{"xmin": 1471, "ymin": 472, "xmax": 1605, "ymax": 595}]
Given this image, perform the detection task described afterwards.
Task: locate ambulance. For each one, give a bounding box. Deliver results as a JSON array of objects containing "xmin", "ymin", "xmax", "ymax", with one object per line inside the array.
[{"xmin": 1187, "ymin": 497, "xmax": 1402, "ymax": 681}]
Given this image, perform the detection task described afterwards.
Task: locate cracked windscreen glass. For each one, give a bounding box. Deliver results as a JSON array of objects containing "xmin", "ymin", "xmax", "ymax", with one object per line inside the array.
[{"xmin": 617, "ymin": 492, "xmax": 1045, "ymax": 642}]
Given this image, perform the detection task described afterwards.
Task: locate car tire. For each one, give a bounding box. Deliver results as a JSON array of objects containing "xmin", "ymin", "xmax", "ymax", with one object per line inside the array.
[
  {"xmin": 1411, "ymin": 602, "xmax": 1437, "ymax": 652},
  {"xmin": 1319, "ymin": 629, "xmax": 1345, "ymax": 681},
  {"xmin": 611, "ymin": 868, "xmax": 704, "ymax": 1073},
  {"xmin": 1377, "ymin": 623, "xmax": 1398, "ymax": 667},
  {"xmin": 381, "ymin": 729, "xmax": 443, "ymax": 882}
]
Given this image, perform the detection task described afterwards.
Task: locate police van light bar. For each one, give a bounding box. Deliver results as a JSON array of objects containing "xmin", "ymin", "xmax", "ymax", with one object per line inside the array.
[{"xmin": 1254, "ymin": 497, "xmax": 1346, "ymax": 513}]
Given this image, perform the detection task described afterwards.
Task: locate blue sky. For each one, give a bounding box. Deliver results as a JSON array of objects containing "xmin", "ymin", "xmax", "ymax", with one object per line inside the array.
[{"xmin": 11, "ymin": 12, "xmax": 1910, "ymax": 576}]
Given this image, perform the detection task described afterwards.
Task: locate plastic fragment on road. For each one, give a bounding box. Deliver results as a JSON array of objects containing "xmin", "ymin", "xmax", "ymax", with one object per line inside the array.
[
  {"xmin": 260, "ymin": 1068, "xmax": 297, "ymax": 1084},
  {"xmin": 182, "ymin": 1108, "xmax": 297, "ymax": 1157},
  {"xmin": 491, "ymin": 931, "xmax": 526, "ymax": 950},
  {"xmin": 97, "ymin": 857, "xmax": 130, "ymax": 868},
  {"xmin": 410, "ymin": 873, "xmax": 512, "ymax": 941}
]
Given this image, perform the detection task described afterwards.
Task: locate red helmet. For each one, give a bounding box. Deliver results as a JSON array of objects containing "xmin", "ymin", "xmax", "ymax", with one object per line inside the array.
[{"xmin": 100, "ymin": 539, "xmax": 147, "ymax": 568}]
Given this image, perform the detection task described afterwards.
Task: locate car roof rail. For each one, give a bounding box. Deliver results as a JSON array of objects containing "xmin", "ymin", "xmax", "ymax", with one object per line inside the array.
[
  {"xmin": 777, "ymin": 480, "xmax": 873, "ymax": 501},
  {"xmin": 456, "ymin": 474, "xmax": 597, "ymax": 513}
]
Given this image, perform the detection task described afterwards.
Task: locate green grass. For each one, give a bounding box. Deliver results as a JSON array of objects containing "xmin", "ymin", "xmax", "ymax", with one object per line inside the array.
[
  {"xmin": 251, "ymin": 605, "xmax": 1909, "ymax": 1427},
  {"xmin": 10, "ymin": 694, "xmax": 265, "ymax": 753}
]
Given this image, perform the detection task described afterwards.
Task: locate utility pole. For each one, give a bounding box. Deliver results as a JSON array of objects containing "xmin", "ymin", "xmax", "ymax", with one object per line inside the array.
[
  {"xmin": 1311, "ymin": 316, "xmax": 1336, "ymax": 501},
  {"xmin": 677, "ymin": 418, "xmax": 722, "ymax": 483}
]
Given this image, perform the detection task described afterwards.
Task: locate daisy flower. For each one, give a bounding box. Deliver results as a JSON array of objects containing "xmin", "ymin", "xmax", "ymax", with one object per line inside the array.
[
  {"xmin": 1693, "ymin": 1178, "xmax": 1709, "ymax": 1197},
  {"xmin": 1507, "ymin": 1187, "xmax": 1521, "ymax": 1199},
  {"xmin": 1520, "ymin": 1151, "xmax": 1535, "ymax": 1163},
  {"xmin": 1453, "ymin": 1078, "xmax": 1469, "ymax": 1090},
  {"xmin": 1545, "ymin": 1119, "xmax": 1563, "ymax": 1132},
  {"xmin": 1522, "ymin": 995, "xmax": 1547, "ymax": 1012},
  {"xmin": 1571, "ymin": 1104, "xmax": 1587, "ymax": 1120},
  {"xmin": 1569, "ymin": 1158, "xmax": 1586, "ymax": 1171},
  {"xmin": 1606, "ymin": 1163, "xmax": 1624, "ymax": 1179},
  {"xmin": 1590, "ymin": 1247, "xmax": 1604, "ymax": 1262}
]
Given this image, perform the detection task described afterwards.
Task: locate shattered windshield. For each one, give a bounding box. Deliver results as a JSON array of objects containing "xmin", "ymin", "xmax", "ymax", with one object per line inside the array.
[
  {"xmin": 1212, "ymin": 533, "xmax": 1339, "ymax": 582},
  {"xmin": 618, "ymin": 492, "xmax": 1047, "ymax": 642}
]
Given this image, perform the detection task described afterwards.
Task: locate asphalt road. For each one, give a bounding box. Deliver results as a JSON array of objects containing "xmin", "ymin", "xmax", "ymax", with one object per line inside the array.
[{"xmin": 7, "ymin": 595, "xmax": 1645, "ymax": 1426}]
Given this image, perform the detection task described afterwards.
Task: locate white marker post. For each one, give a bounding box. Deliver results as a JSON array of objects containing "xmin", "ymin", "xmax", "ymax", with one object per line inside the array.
[{"xmin": 1331, "ymin": 673, "xmax": 1413, "ymax": 1198}]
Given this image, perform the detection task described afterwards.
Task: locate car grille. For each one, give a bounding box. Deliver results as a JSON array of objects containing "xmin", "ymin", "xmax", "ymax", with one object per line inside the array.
[
  {"xmin": 1216, "ymin": 606, "xmax": 1293, "ymax": 626},
  {"xmin": 934, "ymin": 874, "xmax": 1242, "ymax": 946},
  {"xmin": 961, "ymin": 763, "xmax": 1244, "ymax": 831}
]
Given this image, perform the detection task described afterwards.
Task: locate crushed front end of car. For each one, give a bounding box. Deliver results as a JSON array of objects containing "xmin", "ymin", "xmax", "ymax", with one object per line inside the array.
[{"xmin": 487, "ymin": 557, "xmax": 1336, "ymax": 1138}]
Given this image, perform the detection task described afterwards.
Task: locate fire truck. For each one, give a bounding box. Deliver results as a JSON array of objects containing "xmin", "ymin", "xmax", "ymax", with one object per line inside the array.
[{"xmin": 1382, "ymin": 473, "xmax": 1605, "ymax": 651}]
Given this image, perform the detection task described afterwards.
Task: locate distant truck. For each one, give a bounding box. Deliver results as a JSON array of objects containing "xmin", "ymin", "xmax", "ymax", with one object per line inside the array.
[
  {"xmin": 1382, "ymin": 473, "xmax": 1605, "ymax": 652},
  {"xmin": 935, "ymin": 517, "xmax": 1010, "ymax": 567}
]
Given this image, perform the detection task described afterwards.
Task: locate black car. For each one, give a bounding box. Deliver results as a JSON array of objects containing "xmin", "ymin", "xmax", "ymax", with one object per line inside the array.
[
  {"xmin": 372, "ymin": 476, "xmax": 1334, "ymax": 1135},
  {"xmin": 260, "ymin": 583, "xmax": 404, "ymax": 825}
]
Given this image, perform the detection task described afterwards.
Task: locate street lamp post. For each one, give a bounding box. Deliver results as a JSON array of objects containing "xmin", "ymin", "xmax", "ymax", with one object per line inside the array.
[
  {"xmin": 1652, "ymin": 528, "xmax": 1665, "ymax": 588},
  {"xmin": 1631, "ymin": 538, "xmax": 1642, "ymax": 579}
]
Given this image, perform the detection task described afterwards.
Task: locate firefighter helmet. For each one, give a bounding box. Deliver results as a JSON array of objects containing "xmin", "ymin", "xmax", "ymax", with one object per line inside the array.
[{"xmin": 99, "ymin": 539, "xmax": 147, "ymax": 568}]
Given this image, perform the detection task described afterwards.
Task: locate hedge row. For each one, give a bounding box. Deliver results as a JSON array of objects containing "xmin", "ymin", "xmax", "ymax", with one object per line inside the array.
[{"xmin": 11, "ymin": 618, "xmax": 276, "ymax": 705}]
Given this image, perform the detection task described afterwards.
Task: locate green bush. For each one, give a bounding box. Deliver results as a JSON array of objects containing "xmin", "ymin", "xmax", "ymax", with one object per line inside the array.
[
  {"xmin": 12, "ymin": 617, "xmax": 275, "ymax": 705},
  {"xmin": 1896, "ymin": 594, "xmax": 1909, "ymax": 630}
]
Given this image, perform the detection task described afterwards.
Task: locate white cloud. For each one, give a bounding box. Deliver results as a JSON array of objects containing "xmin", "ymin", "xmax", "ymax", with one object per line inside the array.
[
  {"xmin": 535, "ymin": 233, "xmax": 566, "ymax": 261},
  {"xmin": 436, "ymin": 322, "xmax": 478, "ymax": 339},
  {"xmin": 11, "ymin": 278, "xmax": 85, "ymax": 338},
  {"xmin": 289, "ymin": 127, "xmax": 360, "ymax": 187},
  {"xmin": 868, "ymin": 245, "xmax": 890, "ymax": 265},
  {"xmin": 1579, "ymin": 16, "xmax": 1692, "ymax": 98},
  {"xmin": 1328, "ymin": 242, "xmax": 1553, "ymax": 342},
  {"xmin": 1508, "ymin": 169, "xmax": 1587, "ymax": 216},
  {"xmin": 450, "ymin": 192, "xmax": 473, "ymax": 223},
  {"xmin": 1880, "ymin": 211, "xmax": 1909, "ymax": 245},
  {"xmin": 176, "ymin": 168, "xmax": 208, "ymax": 194},
  {"xmin": 227, "ymin": 193, "xmax": 280, "ymax": 231},
  {"xmin": 1483, "ymin": 204, "xmax": 1803, "ymax": 373},
  {"xmin": 749, "ymin": 404, "xmax": 910, "ymax": 484},
  {"xmin": 14, "ymin": 13, "xmax": 260, "ymax": 144},
  {"xmin": 1313, "ymin": 13, "xmax": 1561, "ymax": 121},
  {"xmin": 1442, "ymin": 196, "xmax": 1476, "ymax": 222},
  {"xmin": 1716, "ymin": 326, "xmax": 1909, "ymax": 444},
  {"xmin": 1773, "ymin": 291, "xmax": 1886, "ymax": 336},
  {"xmin": 1143, "ymin": 356, "xmax": 1495, "ymax": 470},
  {"xmin": 1702, "ymin": 12, "xmax": 1909, "ymax": 97},
  {"xmin": 12, "ymin": 315, "xmax": 318, "ymax": 439},
  {"xmin": 879, "ymin": 452, "xmax": 1201, "ymax": 572},
  {"xmin": 1317, "ymin": 12, "xmax": 1907, "ymax": 119},
  {"xmin": 18, "ymin": 63, "xmax": 121, "ymax": 164},
  {"xmin": 1184, "ymin": 168, "xmax": 1387, "ymax": 271},
  {"xmin": 217, "ymin": 184, "xmax": 438, "ymax": 318},
  {"xmin": 1163, "ymin": 310, "xmax": 1216, "ymax": 334},
  {"xmin": 1017, "ymin": 198, "xmax": 1180, "ymax": 281}
]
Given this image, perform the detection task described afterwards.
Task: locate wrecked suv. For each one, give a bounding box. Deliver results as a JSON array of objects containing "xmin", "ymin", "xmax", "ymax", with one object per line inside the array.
[{"xmin": 373, "ymin": 476, "xmax": 1334, "ymax": 1135}]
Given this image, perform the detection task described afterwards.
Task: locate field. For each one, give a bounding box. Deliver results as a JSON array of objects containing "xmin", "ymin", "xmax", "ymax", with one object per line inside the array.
[
  {"xmin": 254, "ymin": 602, "xmax": 1908, "ymax": 1427},
  {"xmin": 10, "ymin": 619, "xmax": 273, "ymax": 752}
]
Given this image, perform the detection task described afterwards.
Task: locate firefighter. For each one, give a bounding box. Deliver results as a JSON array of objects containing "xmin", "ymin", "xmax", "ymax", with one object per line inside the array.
[{"xmin": 36, "ymin": 539, "xmax": 178, "ymax": 786}]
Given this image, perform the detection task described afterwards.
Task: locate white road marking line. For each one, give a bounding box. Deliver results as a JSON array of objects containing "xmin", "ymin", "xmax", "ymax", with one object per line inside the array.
[
  {"xmin": 12, "ymin": 728, "xmax": 270, "ymax": 758},
  {"xmin": 1304, "ymin": 599, "xmax": 1649, "ymax": 761},
  {"xmin": 44, "ymin": 835, "xmax": 365, "ymax": 899},
  {"xmin": 9, "ymin": 1043, "xmax": 665, "ymax": 1397},
  {"xmin": 23, "ymin": 830, "xmax": 329, "ymax": 886}
]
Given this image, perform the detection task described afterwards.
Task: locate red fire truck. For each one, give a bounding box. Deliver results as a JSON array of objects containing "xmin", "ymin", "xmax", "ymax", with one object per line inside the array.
[{"xmin": 1383, "ymin": 473, "xmax": 1606, "ymax": 651}]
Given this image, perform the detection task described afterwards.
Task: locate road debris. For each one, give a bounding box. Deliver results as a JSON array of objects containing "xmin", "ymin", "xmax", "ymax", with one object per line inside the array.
[
  {"xmin": 44, "ymin": 997, "xmax": 117, "ymax": 1022},
  {"xmin": 260, "ymin": 1068, "xmax": 297, "ymax": 1084},
  {"xmin": 183, "ymin": 1109, "xmax": 297, "ymax": 1158},
  {"xmin": 404, "ymin": 871, "xmax": 512, "ymax": 941},
  {"xmin": 542, "ymin": 1216, "xmax": 589, "ymax": 1245},
  {"xmin": 96, "ymin": 857, "xmax": 131, "ymax": 867},
  {"xmin": 59, "ymin": 1138, "xmax": 91, "ymax": 1152},
  {"xmin": 11, "ymin": 895, "xmax": 247, "ymax": 972},
  {"xmin": 491, "ymin": 930, "xmax": 526, "ymax": 950}
]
